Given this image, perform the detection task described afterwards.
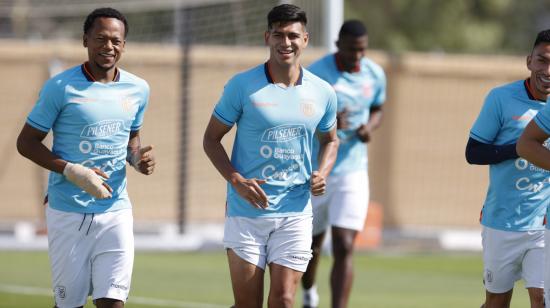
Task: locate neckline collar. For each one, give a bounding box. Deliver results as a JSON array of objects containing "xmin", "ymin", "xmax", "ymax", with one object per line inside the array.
[
  {"xmin": 81, "ymin": 62, "xmax": 120, "ymax": 83},
  {"xmin": 524, "ymin": 78, "xmax": 546, "ymax": 102},
  {"xmin": 334, "ymin": 53, "xmax": 361, "ymax": 73},
  {"xmin": 264, "ymin": 62, "xmax": 303, "ymax": 86}
]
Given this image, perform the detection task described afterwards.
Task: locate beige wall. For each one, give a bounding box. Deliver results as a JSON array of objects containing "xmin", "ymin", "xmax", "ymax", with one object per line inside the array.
[{"xmin": 0, "ymin": 40, "xmax": 528, "ymax": 229}]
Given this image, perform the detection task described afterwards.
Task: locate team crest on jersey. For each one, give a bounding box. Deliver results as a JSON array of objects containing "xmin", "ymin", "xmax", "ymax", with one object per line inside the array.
[
  {"xmin": 55, "ymin": 285, "xmax": 66, "ymax": 299},
  {"xmin": 121, "ymin": 97, "xmax": 136, "ymax": 113},
  {"xmin": 300, "ymin": 100, "xmax": 316, "ymax": 117},
  {"xmin": 362, "ymin": 82, "xmax": 373, "ymax": 98}
]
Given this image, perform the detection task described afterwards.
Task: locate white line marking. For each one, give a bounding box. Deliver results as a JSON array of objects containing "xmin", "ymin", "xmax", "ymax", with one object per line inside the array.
[{"xmin": 0, "ymin": 284, "xmax": 228, "ymax": 308}]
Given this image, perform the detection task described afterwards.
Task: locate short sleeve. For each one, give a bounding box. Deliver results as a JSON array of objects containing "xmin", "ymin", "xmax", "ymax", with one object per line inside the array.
[
  {"xmin": 26, "ymin": 79, "xmax": 64, "ymax": 132},
  {"xmin": 131, "ymin": 81, "xmax": 150, "ymax": 131},
  {"xmin": 213, "ymin": 77, "xmax": 243, "ymax": 127},
  {"xmin": 317, "ymin": 88, "xmax": 337, "ymax": 132},
  {"xmin": 470, "ymin": 90, "xmax": 502, "ymax": 144},
  {"xmin": 534, "ymin": 100, "xmax": 550, "ymax": 134},
  {"xmin": 372, "ymin": 68, "xmax": 386, "ymax": 107}
]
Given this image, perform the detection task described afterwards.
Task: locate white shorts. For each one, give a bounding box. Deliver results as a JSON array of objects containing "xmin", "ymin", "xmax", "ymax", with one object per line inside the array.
[
  {"xmin": 223, "ymin": 215, "xmax": 313, "ymax": 272},
  {"xmin": 481, "ymin": 226, "xmax": 544, "ymax": 293},
  {"xmin": 46, "ymin": 205, "xmax": 134, "ymax": 308},
  {"xmin": 312, "ymin": 171, "xmax": 369, "ymax": 235}
]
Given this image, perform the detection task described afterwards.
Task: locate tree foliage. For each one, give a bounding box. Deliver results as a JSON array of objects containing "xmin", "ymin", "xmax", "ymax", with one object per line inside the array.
[{"xmin": 346, "ymin": 0, "xmax": 550, "ymax": 55}]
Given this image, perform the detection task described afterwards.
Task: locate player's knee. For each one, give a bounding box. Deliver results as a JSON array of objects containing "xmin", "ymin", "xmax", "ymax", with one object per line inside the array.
[
  {"xmin": 332, "ymin": 238, "xmax": 354, "ymax": 258},
  {"xmin": 268, "ymin": 291, "xmax": 294, "ymax": 308},
  {"xmin": 95, "ymin": 298, "xmax": 124, "ymax": 308}
]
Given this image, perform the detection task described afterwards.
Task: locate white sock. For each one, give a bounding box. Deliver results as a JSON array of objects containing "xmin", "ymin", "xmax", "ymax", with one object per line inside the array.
[{"xmin": 303, "ymin": 285, "xmax": 319, "ymax": 307}]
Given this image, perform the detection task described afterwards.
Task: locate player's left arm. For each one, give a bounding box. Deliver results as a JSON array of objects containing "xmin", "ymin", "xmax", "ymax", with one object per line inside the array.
[
  {"xmin": 517, "ymin": 120, "xmax": 550, "ymax": 170},
  {"xmin": 127, "ymin": 130, "xmax": 155, "ymax": 175},
  {"xmin": 311, "ymin": 127, "xmax": 339, "ymax": 196},
  {"xmin": 356, "ymin": 105, "xmax": 383, "ymax": 143}
]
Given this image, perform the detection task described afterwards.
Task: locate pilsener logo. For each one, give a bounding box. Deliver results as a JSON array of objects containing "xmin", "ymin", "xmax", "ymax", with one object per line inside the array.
[
  {"xmin": 261, "ymin": 124, "xmax": 306, "ymax": 142},
  {"xmin": 81, "ymin": 120, "xmax": 124, "ymax": 139}
]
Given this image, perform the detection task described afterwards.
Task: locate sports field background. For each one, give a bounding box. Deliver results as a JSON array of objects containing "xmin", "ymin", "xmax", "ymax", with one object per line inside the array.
[{"xmin": 0, "ymin": 251, "xmax": 531, "ymax": 308}]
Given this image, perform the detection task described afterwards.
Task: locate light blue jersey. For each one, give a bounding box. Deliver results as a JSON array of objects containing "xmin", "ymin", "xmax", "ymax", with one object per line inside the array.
[
  {"xmin": 532, "ymin": 91, "xmax": 550, "ymax": 230},
  {"xmin": 27, "ymin": 63, "xmax": 150, "ymax": 213},
  {"xmin": 471, "ymin": 79, "xmax": 548, "ymax": 231},
  {"xmin": 213, "ymin": 63, "xmax": 337, "ymax": 218},
  {"xmin": 309, "ymin": 54, "xmax": 386, "ymax": 175}
]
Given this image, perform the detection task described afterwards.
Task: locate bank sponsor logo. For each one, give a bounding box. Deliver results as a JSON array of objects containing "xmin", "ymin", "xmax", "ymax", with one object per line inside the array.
[
  {"xmin": 261, "ymin": 124, "xmax": 306, "ymax": 143},
  {"xmin": 81, "ymin": 120, "xmax": 124, "ymax": 139}
]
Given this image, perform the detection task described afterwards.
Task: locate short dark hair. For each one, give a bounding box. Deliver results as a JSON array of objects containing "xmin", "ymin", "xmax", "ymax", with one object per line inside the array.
[
  {"xmin": 533, "ymin": 29, "xmax": 550, "ymax": 49},
  {"xmin": 339, "ymin": 20, "xmax": 367, "ymax": 39},
  {"xmin": 267, "ymin": 4, "xmax": 307, "ymax": 30},
  {"xmin": 84, "ymin": 7, "xmax": 128, "ymax": 37}
]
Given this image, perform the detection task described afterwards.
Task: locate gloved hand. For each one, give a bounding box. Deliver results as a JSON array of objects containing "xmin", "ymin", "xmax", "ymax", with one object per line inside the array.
[{"xmin": 63, "ymin": 162, "xmax": 112, "ymax": 199}]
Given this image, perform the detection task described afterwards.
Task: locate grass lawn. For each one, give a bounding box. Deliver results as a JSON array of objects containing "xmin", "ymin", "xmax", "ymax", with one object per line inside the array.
[{"xmin": 0, "ymin": 251, "xmax": 530, "ymax": 307}]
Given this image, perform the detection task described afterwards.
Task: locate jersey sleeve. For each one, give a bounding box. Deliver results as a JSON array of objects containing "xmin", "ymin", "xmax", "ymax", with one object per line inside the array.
[
  {"xmin": 317, "ymin": 88, "xmax": 337, "ymax": 132},
  {"xmin": 131, "ymin": 81, "xmax": 150, "ymax": 131},
  {"xmin": 26, "ymin": 79, "xmax": 64, "ymax": 132},
  {"xmin": 213, "ymin": 77, "xmax": 242, "ymax": 126},
  {"xmin": 469, "ymin": 89, "xmax": 502, "ymax": 144},
  {"xmin": 534, "ymin": 100, "xmax": 550, "ymax": 134},
  {"xmin": 372, "ymin": 67, "xmax": 387, "ymax": 107}
]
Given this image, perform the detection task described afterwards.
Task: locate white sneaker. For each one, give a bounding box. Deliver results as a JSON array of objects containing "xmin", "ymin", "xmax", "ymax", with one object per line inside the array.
[{"xmin": 303, "ymin": 285, "xmax": 319, "ymax": 308}]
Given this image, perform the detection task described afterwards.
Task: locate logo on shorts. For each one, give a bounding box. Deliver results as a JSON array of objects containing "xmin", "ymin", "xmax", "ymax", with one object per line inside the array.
[
  {"xmin": 55, "ymin": 285, "xmax": 66, "ymax": 299},
  {"xmin": 485, "ymin": 270, "xmax": 493, "ymax": 283},
  {"xmin": 289, "ymin": 255, "xmax": 310, "ymax": 261},
  {"xmin": 111, "ymin": 283, "xmax": 128, "ymax": 291}
]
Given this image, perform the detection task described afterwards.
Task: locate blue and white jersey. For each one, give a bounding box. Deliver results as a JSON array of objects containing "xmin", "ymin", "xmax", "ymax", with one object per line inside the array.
[
  {"xmin": 213, "ymin": 63, "xmax": 337, "ymax": 218},
  {"xmin": 532, "ymin": 92, "xmax": 550, "ymax": 230},
  {"xmin": 471, "ymin": 79, "xmax": 549, "ymax": 231},
  {"xmin": 309, "ymin": 54, "xmax": 386, "ymax": 175},
  {"xmin": 27, "ymin": 63, "xmax": 150, "ymax": 213}
]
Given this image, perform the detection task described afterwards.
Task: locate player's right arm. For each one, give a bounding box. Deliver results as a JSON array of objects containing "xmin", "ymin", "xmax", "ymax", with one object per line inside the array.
[
  {"xmin": 465, "ymin": 137, "xmax": 518, "ymax": 165},
  {"xmin": 17, "ymin": 123, "xmax": 66, "ymax": 174},
  {"xmin": 517, "ymin": 121, "xmax": 550, "ymax": 170},
  {"xmin": 203, "ymin": 116, "xmax": 268, "ymax": 209}
]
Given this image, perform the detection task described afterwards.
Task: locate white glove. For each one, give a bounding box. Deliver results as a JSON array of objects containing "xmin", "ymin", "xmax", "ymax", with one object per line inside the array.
[{"xmin": 63, "ymin": 163, "xmax": 112, "ymax": 199}]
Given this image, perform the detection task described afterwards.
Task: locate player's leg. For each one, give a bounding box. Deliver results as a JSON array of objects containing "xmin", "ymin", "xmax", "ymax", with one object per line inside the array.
[
  {"xmin": 327, "ymin": 171, "xmax": 369, "ymax": 308},
  {"xmin": 302, "ymin": 191, "xmax": 330, "ymax": 308},
  {"xmin": 224, "ymin": 216, "xmax": 272, "ymax": 307},
  {"xmin": 301, "ymin": 231, "xmax": 325, "ymax": 307},
  {"xmin": 91, "ymin": 209, "xmax": 134, "ymax": 308},
  {"xmin": 481, "ymin": 227, "xmax": 524, "ymax": 308},
  {"xmin": 545, "ymin": 230, "xmax": 550, "ymax": 306},
  {"xmin": 46, "ymin": 205, "xmax": 94, "ymax": 308},
  {"xmin": 227, "ymin": 249, "xmax": 265, "ymax": 308},
  {"xmin": 268, "ymin": 215, "xmax": 313, "ymax": 308},
  {"xmin": 330, "ymin": 226, "xmax": 357, "ymax": 308},
  {"xmin": 484, "ymin": 290, "xmax": 513, "ymax": 308},
  {"xmin": 521, "ymin": 230, "xmax": 544, "ymax": 308}
]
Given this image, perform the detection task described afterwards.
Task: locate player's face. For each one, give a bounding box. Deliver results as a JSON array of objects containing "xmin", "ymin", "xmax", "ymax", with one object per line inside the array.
[
  {"xmin": 83, "ymin": 17, "xmax": 126, "ymax": 72},
  {"xmin": 265, "ymin": 21, "xmax": 308, "ymax": 67},
  {"xmin": 336, "ymin": 34, "xmax": 368, "ymax": 71},
  {"xmin": 527, "ymin": 42, "xmax": 550, "ymax": 99}
]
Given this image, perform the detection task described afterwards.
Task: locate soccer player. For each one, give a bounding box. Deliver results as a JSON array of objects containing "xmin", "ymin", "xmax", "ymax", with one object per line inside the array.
[
  {"xmin": 300, "ymin": 20, "xmax": 386, "ymax": 308},
  {"xmin": 16, "ymin": 7, "xmax": 154, "ymax": 308},
  {"xmin": 467, "ymin": 30, "xmax": 550, "ymax": 308},
  {"xmin": 203, "ymin": 4, "xmax": 339, "ymax": 308},
  {"xmin": 516, "ymin": 29, "xmax": 550, "ymax": 308}
]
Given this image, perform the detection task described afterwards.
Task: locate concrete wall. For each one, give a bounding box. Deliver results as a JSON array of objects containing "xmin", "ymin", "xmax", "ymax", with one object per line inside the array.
[{"xmin": 0, "ymin": 40, "xmax": 527, "ymax": 229}]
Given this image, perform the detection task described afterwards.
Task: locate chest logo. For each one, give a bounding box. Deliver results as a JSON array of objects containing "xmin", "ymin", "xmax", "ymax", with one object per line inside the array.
[{"xmin": 300, "ymin": 100, "xmax": 316, "ymax": 117}]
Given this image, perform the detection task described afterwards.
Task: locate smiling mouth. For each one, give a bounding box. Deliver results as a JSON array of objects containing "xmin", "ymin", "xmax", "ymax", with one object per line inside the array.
[
  {"xmin": 278, "ymin": 49, "xmax": 293, "ymax": 55},
  {"xmin": 540, "ymin": 76, "xmax": 550, "ymax": 83},
  {"xmin": 99, "ymin": 53, "xmax": 115, "ymax": 59}
]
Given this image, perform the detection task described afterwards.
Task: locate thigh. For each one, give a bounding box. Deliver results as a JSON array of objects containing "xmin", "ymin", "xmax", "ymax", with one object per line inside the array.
[
  {"xmin": 544, "ymin": 230, "xmax": 550, "ymax": 304},
  {"xmin": 329, "ymin": 172, "xmax": 369, "ymax": 232},
  {"xmin": 481, "ymin": 227, "xmax": 523, "ymax": 293},
  {"xmin": 268, "ymin": 262, "xmax": 303, "ymax": 304},
  {"xmin": 91, "ymin": 209, "xmax": 134, "ymax": 303},
  {"xmin": 223, "ymin": 216, "xmax": 270, "ymax": 270},
  {"xmin": 46, "ymin": 206, "xmax": 93, "ymax": 308},
  {"xmin": 227, "ymin": 249, "xmax": 265, "ymax": 308},
  {"xmin": 267, "ymin": 215, "xmax": 313, "ymax": 273},
  {"xmin": 521, "ymin": 231, "xmax": 544, "ymax": 289}
]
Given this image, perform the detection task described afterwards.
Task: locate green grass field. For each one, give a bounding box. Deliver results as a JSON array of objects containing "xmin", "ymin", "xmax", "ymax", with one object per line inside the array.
[{"xmin": 0, "ymin": 251, "xmax": 530, "ymax": 307}]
